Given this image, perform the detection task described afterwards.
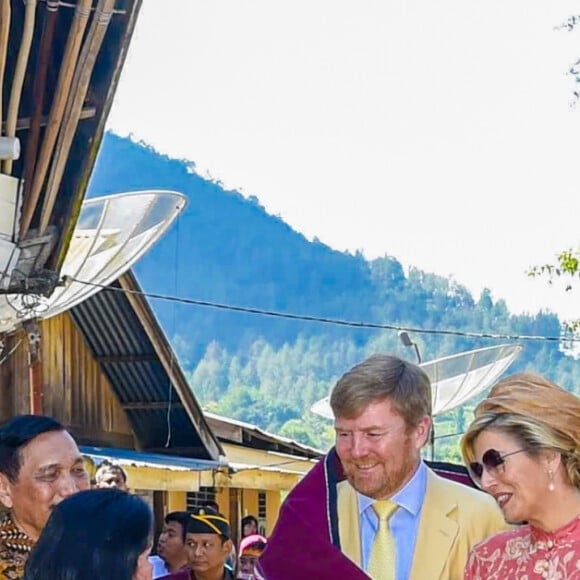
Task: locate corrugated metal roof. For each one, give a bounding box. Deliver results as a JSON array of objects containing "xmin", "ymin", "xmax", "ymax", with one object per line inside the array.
[
  {"xmin": 71, "ymin": 273, "xmax": 222, "ymax": 460},
  {"xmin": 81, "ymin": 445, "xmax": 222, "ymax": 472},
  {"xmin": 205, "ymin": 412, "xmax": 324, "ymax": 459}
]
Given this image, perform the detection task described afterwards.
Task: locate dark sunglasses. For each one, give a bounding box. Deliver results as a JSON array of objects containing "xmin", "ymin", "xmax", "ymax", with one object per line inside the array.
[{"xmin": 468, "ymin": 448, "xmax": 527, "ymax": 485}]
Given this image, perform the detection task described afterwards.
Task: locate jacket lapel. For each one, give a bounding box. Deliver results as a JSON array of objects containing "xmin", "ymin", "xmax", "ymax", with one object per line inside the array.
[
  {"xmin": 337, "ymin": 479, "xmax": 363, "ymax": 568},
  {"xmin": 410, "ymin": 469, "xmax": 459, "ymax": 580}
]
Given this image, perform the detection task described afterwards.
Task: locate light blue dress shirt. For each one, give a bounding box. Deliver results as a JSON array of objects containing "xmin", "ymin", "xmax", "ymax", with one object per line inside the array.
[{"xmin": 358, "ymin": 461, "xmax": 427, "ymax": 580}]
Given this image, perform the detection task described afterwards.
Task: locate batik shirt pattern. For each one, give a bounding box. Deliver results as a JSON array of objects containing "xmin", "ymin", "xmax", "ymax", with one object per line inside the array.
[{"xmin": 0, "ymin": 513, "xmax": 35, "ymax": 579}]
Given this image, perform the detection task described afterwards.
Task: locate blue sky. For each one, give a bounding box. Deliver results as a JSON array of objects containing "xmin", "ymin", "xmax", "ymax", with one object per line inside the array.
[{"xmin": 107, "ymin": 1, "xmax": 580, "ymax": 321}]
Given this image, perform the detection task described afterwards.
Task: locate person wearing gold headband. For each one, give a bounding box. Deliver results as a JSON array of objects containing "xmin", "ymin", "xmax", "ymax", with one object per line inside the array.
[
  {"xmin": 461, "ymin": 372, "xmax": 580, "ymax": 579},
  {"xmin": 159, "ymin": 507, "xmax": 235, "ymax": 580}
]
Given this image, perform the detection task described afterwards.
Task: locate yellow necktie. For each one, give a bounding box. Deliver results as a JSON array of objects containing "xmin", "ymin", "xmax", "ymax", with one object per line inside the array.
[{"xmin": 367, "ymin": 500, "xmax": 398, "ymax": 580}]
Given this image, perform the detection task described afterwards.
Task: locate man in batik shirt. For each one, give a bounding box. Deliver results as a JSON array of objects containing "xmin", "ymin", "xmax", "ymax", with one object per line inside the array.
[
  {"xmin": 0, "ymin": 511, "xmax": 35, "ymax": 579},
  {"xmin": 0, "ymin": 415, "xmax": 90, "ymax": 578}
]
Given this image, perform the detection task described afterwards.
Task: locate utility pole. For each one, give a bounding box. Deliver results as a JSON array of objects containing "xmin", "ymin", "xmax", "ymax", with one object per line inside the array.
[{"xmin": 23, "ymin": 319, "xmax": 43, "ymax": 414}]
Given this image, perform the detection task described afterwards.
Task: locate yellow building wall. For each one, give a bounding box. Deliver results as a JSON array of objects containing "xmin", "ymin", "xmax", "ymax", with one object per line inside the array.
[
  {"xmin": 216, "ymin": 487, "xmax": 230, "ymax": 520},
  {"xmin": 167, "ymin": 491, "xmax": 187, "ymax": 513},
  {"xmin": 124, "ymin": 466, "xmax": 203, "ymax": 492},
  {"xmin": 238, "ymin": 488, "xmax": 282, "ymax": 536},
  {"xmin": 242, "ymin": 489, "xmax": 259, "ymax": 520},
  {"xmin": 120, "ymin": 482, "xmax": 282, "ymax": 538},
  {"xmin": 265, "ymin": 490, "xmax": 281, "ymax": 536}
]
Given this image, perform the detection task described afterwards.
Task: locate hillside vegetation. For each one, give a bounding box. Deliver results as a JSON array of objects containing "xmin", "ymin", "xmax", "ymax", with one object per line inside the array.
[{"xmin": 88, "ymin": 133, "xmax": 579, "ymax": 455}]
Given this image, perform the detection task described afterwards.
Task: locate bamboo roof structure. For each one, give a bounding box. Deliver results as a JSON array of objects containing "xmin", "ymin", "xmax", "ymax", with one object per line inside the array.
[{"xmin": 0, "ymin": 0, "xmax": 142, "ymax": 299}]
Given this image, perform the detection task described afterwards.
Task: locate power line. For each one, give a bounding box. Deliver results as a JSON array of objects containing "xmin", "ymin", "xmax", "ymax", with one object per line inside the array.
[{"xmin": 67, "ymin": 276, "xmax": 580, "ymax": 343}]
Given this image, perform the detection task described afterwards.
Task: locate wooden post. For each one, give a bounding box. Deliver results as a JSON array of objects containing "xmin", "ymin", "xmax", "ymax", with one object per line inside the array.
[{"xmin": 23, "ymin": 319, "xmax": 43, "ymax": 415}]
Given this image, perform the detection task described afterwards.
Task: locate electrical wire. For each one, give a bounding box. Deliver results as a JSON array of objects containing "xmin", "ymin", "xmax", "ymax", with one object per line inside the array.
[
  {"xmin": 231, "ymin": 458, "xmax": 317, "ymax": 473},
  {"xmin": 0, "ymin": 338, "xmax": 23, "ymax": 367},
  {"xmin": 65, "ymin": 276, "xmax": 580, "ymax": 343},
  {"xmin": 164, "ymin": 218, "xmax": 182, "ymax": 448}
]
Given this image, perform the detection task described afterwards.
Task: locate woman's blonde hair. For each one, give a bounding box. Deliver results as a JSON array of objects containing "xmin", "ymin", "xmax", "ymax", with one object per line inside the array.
[{"xmin": 461, "ymin": 372, "xmax": 580, "ymax": 488}]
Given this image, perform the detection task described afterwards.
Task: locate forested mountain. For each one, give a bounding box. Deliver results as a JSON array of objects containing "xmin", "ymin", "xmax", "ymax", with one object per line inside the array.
[{"xmin": 88, "ymin": 132, "xmax": 580, "ymax": 454}]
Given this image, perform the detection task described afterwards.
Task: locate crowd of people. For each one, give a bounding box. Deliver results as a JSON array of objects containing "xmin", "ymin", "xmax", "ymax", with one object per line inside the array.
[
  {"xmin": 0, "ymin": 353, "xmax": 578, "ymax": 579},
  {"xmin": 147, "ymin": 504, "xmax": 266, "ymax": 580},
  {"xmin": 258, "ymin": 354, "xmax": 580, "ymax": 579},
  {"xmin": 0, "ymin": 413, "xmax": 267, "ymax": 579}
]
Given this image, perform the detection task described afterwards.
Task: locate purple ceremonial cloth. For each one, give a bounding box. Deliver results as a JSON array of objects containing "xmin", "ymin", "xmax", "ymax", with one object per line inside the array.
[
  {"xmin": 158, "ymin": 570, "xmax": 190, "ymax": 580},
  {"xmin": 424, "ymin": 459, "xmax": 476, "ymax": 488},
  {"xmin": 256, "ymin": 448, "xmax": 368, "ymax": 580},
  {"xmin": 256, "ymin": 449, "xmax": 475, "ymax": 580}
]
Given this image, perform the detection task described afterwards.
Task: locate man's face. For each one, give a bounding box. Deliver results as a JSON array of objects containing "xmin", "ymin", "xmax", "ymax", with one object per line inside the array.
[
  {"xmin": 185, "ymin": 532, "xmax": 231, "ymax": 575},
  {"xmin": 157, "ymin": 520, "xmax": 186, "ymax": 565},
  {"xmin": 334, "ymin": 398, "xmax": 430, "ymax": 500},
  {"xmin": 96, "ymin": 468, "xmax": 127, "ymax": 491},
  {"xmin": 0, "ymin": 430, "xmax": 90, "ymax": 540}
]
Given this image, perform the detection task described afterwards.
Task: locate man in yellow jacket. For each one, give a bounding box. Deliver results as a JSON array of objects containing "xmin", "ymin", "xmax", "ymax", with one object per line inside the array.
[{"xmin": 258, "ymin": 354, "xmax": 508, "ymax": 580}]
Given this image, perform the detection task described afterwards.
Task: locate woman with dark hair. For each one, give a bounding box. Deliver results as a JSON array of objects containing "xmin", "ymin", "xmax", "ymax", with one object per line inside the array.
[
  {"xmin": 24, "ymin": 488, "xmax": 153, "ymax": 580},
  {"xmin": 240, "ymin": 515, "xmax": 258, "ymax": 539}
]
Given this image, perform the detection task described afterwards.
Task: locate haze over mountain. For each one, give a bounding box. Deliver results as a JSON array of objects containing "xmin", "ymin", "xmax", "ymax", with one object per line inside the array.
[{"xmin": 87, "ymin": 132, "xmax": 579, "ymax": 452}]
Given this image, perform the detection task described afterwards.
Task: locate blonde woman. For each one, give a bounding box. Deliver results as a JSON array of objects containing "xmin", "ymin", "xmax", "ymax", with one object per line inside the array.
[{"xmin": 461, "ymin": 373, "xmax": 580, "ymax": 579}]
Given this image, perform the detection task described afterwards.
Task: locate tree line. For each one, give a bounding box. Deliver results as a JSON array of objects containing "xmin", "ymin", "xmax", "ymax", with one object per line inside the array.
[{"xmin": 89, "ymin": 133, "xmax": 580, "ymax": 458}]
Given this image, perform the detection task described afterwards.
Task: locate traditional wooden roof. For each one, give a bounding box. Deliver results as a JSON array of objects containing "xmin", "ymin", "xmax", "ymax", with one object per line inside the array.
[
  {"xmin": 205, "ymin": 411, "xmax": 324, "ymax": 460},
  {"xmin": 71, "ymin": 271, "xmax": 224, "ymax": 461},
  {"xmin": 0, "ymin": 0, "xmax": 142, "ymax": 295}
]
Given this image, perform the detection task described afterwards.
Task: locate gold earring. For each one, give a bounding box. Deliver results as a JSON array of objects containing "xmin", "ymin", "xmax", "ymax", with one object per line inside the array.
[{"xmin": 548, "ymin": 470, "xmax": 555, "ymax": 492}]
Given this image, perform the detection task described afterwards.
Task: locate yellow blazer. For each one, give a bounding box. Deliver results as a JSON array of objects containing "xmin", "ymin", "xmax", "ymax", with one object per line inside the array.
[{"xmin": 337, "ymin": 468, "xmax": 508, "ymax": 580}]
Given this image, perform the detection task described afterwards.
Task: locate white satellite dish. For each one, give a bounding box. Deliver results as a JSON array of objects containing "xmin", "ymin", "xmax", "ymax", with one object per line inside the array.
[
  {"xmin": 0, "ymin": 190, "xmax": 187, "ymax": 333},
  {"xmin": 310, "ymin": 343, "xmax": 523, "ymax": 419}
]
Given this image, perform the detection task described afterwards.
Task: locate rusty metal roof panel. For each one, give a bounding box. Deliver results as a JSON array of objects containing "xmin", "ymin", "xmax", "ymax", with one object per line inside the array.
[
  {"xmin": 72, "ymin": 285, "xmax": 150, "ymax": 357},
  {"xmin": 71, "ymin": 273, "xmax": 223, "ymax": 460},
  {"xmin": 99, "ymin": 361, "xmax": 166, "ymax": 403},
  {"xmin": 125, "ymin": 408, "xmax": 207, "ymax": 451}
]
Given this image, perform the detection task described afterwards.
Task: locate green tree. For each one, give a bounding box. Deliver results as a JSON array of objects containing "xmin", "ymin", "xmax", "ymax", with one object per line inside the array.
[
  {"xmin": 528, "ymin": 248, "xmax": 579, "ymax": 330},
  {"xmin": 189, "ymin": 341, "xmax": 230, "ymax": 400},
  {"xmin": 556, "ymin": 15, "xmax": 580, "ymax": 105}
]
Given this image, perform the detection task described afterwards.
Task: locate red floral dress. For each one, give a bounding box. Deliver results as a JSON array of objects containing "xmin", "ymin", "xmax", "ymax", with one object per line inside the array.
[{"xmin": 464, "ymin": 515, "xmax": 580, "ymax": 580}]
